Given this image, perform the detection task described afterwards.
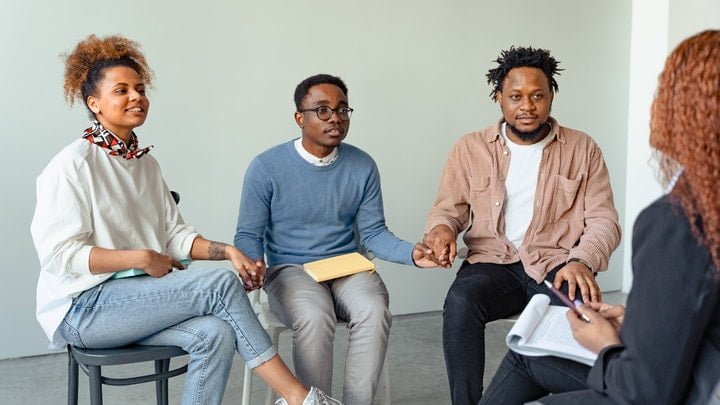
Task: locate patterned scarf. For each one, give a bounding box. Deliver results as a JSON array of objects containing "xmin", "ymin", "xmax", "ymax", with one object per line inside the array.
[{"xmin": 82, "ymin": 121, "xmax": 153, "ymax": 160}]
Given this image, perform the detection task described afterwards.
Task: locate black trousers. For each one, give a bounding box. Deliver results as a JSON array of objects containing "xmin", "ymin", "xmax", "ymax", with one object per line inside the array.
[{"xmin": 442, "ymin": 261, "xmax": 574, "ymax": 405}]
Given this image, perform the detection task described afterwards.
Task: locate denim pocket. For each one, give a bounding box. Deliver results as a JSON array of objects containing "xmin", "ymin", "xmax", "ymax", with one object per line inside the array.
[{"xmin": 59, "ymin": 319, "xmax": 85, "ymax": 348}]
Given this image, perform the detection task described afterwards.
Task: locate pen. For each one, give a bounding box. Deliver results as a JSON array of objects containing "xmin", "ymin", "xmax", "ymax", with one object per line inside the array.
[{"xmin": 543, "ymin": 280, "xmax": 591, "ymax": 322}]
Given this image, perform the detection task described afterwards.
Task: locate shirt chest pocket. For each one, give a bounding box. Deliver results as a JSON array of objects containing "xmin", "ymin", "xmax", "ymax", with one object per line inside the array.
[
  {"xmin": 550, "ymin": 174, "xmax": 584, "ymax": 222},
  {"xmin": 470, "ymin": 176, "xmax": 493, "ymax": 221}
]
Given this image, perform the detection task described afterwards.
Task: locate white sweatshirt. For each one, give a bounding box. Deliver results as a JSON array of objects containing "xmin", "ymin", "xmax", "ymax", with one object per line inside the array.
[{"xmin": 30, "ymin": 139, "xmax": 198, "ymax": 349}]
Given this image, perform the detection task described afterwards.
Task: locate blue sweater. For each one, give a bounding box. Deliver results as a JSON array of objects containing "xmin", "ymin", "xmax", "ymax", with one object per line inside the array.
[{"xmin": 234, "ymin": 140, "xmax": 414, "ymax": 267}]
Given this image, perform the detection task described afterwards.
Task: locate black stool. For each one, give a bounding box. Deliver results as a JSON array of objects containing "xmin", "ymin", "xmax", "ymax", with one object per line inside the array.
[{"xmin": 67, "ymin": 344, "xmax": 188, "ymax": 405}]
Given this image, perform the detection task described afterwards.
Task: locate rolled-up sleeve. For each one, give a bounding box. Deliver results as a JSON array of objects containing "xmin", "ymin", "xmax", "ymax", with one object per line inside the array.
[{"xmin": 162, "ymin": 181, "xmax": 199, "ymax": 259}]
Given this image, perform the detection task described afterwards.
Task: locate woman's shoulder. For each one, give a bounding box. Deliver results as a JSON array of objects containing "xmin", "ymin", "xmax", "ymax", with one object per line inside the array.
[
  {"xmin": 636, "ymin": 194, "xmax": 683, "ymax": 225},
  {"xmin": 40, "ymin": 139, "xmax": 94, "ymax": 180},
  {"xmin": 633, "ymin": 194, "xmax": 712, "ymax": 274}
]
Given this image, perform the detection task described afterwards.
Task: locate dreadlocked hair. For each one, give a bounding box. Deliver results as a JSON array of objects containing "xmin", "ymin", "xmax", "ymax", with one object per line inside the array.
[{"xmin": 486, "ymin": 46, "xmax": 562, "ymax": 101}]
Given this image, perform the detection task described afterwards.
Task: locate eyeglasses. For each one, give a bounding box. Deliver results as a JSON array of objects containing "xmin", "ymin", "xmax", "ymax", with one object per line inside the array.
[{"xmin": 298, "ymin": 106, "xmax": 354, "ymax": 121}]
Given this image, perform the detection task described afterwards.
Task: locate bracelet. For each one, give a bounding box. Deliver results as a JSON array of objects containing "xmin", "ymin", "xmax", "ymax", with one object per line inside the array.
[{"xmin": 567, "ymin": 258, "xmax": 593, "ymax": 272}]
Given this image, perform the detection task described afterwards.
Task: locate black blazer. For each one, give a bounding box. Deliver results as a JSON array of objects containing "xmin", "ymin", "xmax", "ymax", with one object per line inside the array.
[{"xmin": 587, "ymin": 195, "xmax": 720, "ymax": 404}]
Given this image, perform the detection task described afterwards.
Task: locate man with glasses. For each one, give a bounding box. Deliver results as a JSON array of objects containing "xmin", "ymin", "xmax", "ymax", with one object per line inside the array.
[
  {"xmin": 234, "ymin": 74, "xmax": 437, "ymax": 404},
  {"xmin": 422, "ymin": 47, "xmax": 621, "ymax": 403}
]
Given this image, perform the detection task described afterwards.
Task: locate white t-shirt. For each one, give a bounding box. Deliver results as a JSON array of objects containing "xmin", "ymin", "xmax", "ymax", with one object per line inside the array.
[
  {"xmin": 501, "ymin": 123, "xmax": 553, "ymax": 249},
  {"xmin": 30, "ymin": 138, "xmax": 198, "ymax": 349}
]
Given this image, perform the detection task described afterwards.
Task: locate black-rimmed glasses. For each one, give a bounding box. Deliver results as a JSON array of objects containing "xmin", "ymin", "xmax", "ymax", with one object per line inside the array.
[{"xmin": 298, "ymin": 106, "xmax": 354, "ymax": 121}]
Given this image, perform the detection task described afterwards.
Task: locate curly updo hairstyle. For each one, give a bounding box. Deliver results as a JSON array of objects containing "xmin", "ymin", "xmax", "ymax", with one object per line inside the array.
[
  {"xmin": 486, "ymin": 46, "xmax": 562, "ymax": 101},
  {"xmin": 650, "ymin": 29, "xmax": 720, "ymax": 273},
  {"xmin": 63, "ymin": 34, "xmax": 152, "ymax": 111}
]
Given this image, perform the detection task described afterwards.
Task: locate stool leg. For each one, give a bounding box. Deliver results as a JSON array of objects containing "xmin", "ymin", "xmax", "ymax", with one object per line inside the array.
[
  {"xmin": 162, "ymin": 358, "xmax": 170, "ymax": 405},
  {"xmin": 88, "ymin": 365, "xmax": 103, "ymax": 405},
  {"xmin": 155, "ymin": 359, "xmax": 170, "ymax": 405},
  {"xmin": 67, "ymin": 351, "xmax": 79, "ymax": 405}
]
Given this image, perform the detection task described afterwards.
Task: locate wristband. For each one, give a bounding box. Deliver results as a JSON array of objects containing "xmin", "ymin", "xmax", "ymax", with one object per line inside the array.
[{"xmin": 567, "ymin": 258, "xmax": 593, "ymax": 272}]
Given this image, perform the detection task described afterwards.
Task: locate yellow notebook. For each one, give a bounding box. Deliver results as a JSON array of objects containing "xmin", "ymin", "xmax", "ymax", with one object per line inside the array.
[{"xmin": 303, "ymin": 253, "xmax": 376, "ymax": 282}]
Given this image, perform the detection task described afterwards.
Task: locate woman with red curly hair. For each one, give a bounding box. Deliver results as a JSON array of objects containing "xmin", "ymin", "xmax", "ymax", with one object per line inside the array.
[
  {"xmin": 30, "ymin": 34, "xmax": 340, "ymax": 405},
  {"xmin": 479, "ymin": 30, "xmax": 720, "ymax": 405}
]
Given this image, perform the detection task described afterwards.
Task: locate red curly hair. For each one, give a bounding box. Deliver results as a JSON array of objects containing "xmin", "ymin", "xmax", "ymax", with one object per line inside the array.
[
  {"xmin": 650, "ymin": 29, "xmax": 720, "ymax": 272},
  {"xmin": 63, "ymin": 34, "xmax": 152, "ymax": 107}
]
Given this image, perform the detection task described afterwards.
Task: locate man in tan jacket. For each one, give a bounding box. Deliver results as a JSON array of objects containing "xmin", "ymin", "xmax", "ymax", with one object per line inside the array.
[{"xmin": 423, "ymin": 46, "xmax": 621, "ymax": 404}]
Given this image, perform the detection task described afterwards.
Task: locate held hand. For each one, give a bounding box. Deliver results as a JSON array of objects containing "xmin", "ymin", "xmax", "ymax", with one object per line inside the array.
[
  {"xmin": 142, "ymin": 250, "xmax": 183, "ymax": 278},
  {"xmin": 423, "ymin": 225, "xmax": 457, "ymax": 268},
  {"xmin": 567, "ymin": 305, "xmax": 622, "ymax": 354},
  {"xmin": 250, "ymin": 259, "xmax": 267, "ymax": 290},
  {"xmin": 227, "ymin": 247, "xmax": 263, "ymax": 290},
  {"xmin": 554, "ymin": 261, "xmax": 601, "ymax": 303},
  {"xmin": 412, "ymin": 243, "xmax": 443, "ymax": 268}
]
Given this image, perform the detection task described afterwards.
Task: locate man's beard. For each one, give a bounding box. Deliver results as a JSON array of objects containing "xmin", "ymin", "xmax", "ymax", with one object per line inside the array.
[{"xmin": 507, "ymin": 122, "xmax": 550, "ymax": 142}]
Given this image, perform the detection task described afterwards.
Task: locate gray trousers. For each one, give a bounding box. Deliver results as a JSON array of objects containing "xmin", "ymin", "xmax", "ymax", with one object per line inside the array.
[{"xmin": 264, "ymin": 264, "xmax": 391, "ymax": 405}]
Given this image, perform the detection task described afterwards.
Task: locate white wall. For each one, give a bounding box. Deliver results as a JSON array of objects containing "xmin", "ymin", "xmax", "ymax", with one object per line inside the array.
[
  {"xmin": 0, "ymin": 0, "xmax": 631, "ymax": 359},
  {"xmin": 622, "ymin": 0, "xmax": 720, "ymax": 291}
]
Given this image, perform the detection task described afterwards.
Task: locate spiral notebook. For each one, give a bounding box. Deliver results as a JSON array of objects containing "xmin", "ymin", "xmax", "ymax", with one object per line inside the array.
[{"xmin": 303, "ymin": 253, "xmax": 375, "ymax": 282}]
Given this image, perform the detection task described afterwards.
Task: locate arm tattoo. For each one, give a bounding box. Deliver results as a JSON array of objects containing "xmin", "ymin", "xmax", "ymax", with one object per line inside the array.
[{"xmin": 208, "ymin": 242, "xmax": 229, "ymax": 260}]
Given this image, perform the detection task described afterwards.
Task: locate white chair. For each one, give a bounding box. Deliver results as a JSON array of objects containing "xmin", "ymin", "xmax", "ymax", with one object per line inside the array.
[{"xmin": 241, "ymin": 289, "xmax": 391, "ymax": 405}]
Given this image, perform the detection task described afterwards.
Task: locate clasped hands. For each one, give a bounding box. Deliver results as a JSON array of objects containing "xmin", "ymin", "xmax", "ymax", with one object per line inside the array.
[{"xmin": 421, "ymin": 225, "xmax": 462, "ymax": 269}]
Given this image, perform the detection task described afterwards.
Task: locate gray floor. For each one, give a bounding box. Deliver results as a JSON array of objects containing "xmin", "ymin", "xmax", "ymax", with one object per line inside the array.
[{"xmin": 0, "ymin": 292, "xmax": 626, "ymax": 404}]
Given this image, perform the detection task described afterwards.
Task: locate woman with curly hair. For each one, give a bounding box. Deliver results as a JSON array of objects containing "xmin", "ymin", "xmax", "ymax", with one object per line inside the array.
[
  {"xmin": 30, "ymin": 34, "xmax": 340, "ymax": 405},
  {"xmin": 479, "ymin": 29, "xmax": 720, "ymax": 405}
]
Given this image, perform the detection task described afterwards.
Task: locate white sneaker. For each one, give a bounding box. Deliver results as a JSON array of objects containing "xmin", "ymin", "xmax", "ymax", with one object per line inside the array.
[{"xmin": 274, "ymin": 386, "xmax": 343, "ymax": 405}]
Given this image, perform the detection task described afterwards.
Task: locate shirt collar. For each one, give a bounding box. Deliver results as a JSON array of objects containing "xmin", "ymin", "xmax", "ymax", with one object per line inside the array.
[
  {"xmin": 293, "ymin": 138, "xmax": 338, "ymax": 166},
  {"xmin": 488, "ymin": 117, "xmax": 563, "ymax": 144}
]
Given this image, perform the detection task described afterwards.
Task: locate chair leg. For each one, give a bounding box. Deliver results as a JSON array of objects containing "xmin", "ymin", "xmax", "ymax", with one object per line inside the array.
[
  {"xmin": 155, "ymin": 359, "xmax": 170, "ymax": 405},
  {"xmin": 67, "ymin": 350, "xmax": 79, "ymax": 405},
  {"xmin": 88, "ymin": 365, "xmax": 103, "ymax": 405},
  {"xmin": 265, "ymin": 325, "xmax": 283, "ymax": 405},
  {"xmin": 241, "ymin": 363, "xmax": 253, "ymax": 405},
  {"xmin": 379, "ymin": 351, "xmax": 391, "ymax": 405}
]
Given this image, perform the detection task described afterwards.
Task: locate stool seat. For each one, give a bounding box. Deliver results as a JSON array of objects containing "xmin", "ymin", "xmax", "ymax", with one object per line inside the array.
[{"xmin": 67, "ymin": 344, "xmax": 188, "ymax": 405}]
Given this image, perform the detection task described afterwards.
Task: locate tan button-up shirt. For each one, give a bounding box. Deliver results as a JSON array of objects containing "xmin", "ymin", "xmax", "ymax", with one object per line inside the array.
[{"xmin": 425, "ymin": 118, "xmax": 621, "ymax": 282}]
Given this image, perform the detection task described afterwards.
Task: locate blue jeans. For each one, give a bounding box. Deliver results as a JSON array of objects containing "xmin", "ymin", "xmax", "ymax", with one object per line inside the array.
[
  {"xmin": 443, "ymin": 261, "xmax": 572, "ymax": 404},
  {"xmin": 59, "ymin": 267, "xmax": 276, "ymax": 405}
]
